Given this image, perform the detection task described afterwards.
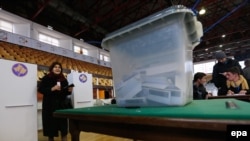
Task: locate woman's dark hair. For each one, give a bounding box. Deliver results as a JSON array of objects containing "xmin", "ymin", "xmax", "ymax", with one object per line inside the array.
[
  {"xmin": 227, "ymin": 66, "xmax": 240, "ymax": 75},
  {"xmin": 193, "ymin": 72, "xmax": 206, "ymax": 82},
  {"xmin": 49, "ymin": 62, "xmax": 63, "ymax": 72},
  {"xmin": 48, "ymin": 62, "xmax": 66, "ymax": 81}
]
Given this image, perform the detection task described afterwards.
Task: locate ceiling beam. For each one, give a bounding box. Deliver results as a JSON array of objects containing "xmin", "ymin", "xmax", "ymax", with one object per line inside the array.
[{"xmin": 31, "ymin": 0, "xmax": 52, "ymax": 20}]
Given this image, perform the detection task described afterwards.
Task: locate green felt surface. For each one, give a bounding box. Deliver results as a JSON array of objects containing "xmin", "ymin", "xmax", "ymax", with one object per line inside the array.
[{"xmin": 55, "ymin": 99, "xmax": 250, "ymax": 120}]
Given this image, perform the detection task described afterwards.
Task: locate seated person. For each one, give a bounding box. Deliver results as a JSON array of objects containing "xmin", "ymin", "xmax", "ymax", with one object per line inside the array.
[
  {"xmin": 225, "ymin": 66, "xmax": 249, "ymax": 95},
  {"xmin": 193, "ymin": 72, "xmax": 212, "ymax": 99}
]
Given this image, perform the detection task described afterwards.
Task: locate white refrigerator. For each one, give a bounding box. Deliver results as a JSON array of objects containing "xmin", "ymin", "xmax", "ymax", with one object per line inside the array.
[{"xmin": 0, "ymin": 59, "xmax": 37, "ymax": 141}]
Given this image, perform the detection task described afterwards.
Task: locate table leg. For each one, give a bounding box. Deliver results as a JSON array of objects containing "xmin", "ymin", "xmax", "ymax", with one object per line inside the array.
[{"xmin": 69, "ymin": 120, "xmax": 80, "ymax": 141}]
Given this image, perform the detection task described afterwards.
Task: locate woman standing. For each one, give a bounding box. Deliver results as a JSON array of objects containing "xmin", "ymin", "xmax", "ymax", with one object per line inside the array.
[{"xmin": 38, "ymin": 62, "xmax": 73, "ymax": 141}]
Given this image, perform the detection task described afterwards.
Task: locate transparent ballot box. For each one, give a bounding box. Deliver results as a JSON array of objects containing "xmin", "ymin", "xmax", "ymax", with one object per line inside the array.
[{"xmin": 102, "ymin": 5, "xmax": 203, "ymax": 107}]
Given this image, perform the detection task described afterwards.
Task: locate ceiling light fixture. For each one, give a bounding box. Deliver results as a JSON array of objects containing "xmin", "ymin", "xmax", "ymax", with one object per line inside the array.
[
  {"xmin": 222, "ymin": 34, "xmax": 226, "ymax": 38},
  {"xmin": 219, "ymin": 45, "xmax": 223, "ymax": 47},
  {"xmin": 199, "ymin": 8, "xmax": 206, "ymax": 15}
]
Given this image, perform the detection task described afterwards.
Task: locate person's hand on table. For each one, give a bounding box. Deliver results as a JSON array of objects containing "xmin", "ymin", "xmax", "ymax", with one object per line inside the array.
[
  {"xmin": 227, "ymin": 90, "xmax": 247, "ymax": 95},
  {"xmin": 206, "ymin": 93, "xmax": 213, "ymax": 99},
  {"xmin": 227, "ymin": 90, "xmax": 234, "ymax": 95},
  {"xmin": 239, "ymin": 90, "xmax": 247, "ymax": 95}
]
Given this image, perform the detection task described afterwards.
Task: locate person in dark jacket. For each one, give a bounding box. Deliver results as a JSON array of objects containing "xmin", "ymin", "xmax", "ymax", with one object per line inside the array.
[
  {"xmin": 212, "ymin": 51, "xmax": 243, "ymax": 95},
  {"xmin": 38, "ymin": 62, "xmax": 73, "ymax": 141},
  {"xmin": 193, "ymin": 72, "xmax": 212, "ymax": 99},
  {"xmin": 243, "ymin": 58, "xmax": 250, "ymax": 86}
]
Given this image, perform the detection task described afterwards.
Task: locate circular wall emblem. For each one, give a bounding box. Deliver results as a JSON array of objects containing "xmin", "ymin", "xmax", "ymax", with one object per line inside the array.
[
  {"xmin": 79, "ymin": 74, "xmax": 87, "ymax": 83},
  {"xmin": 12, "ymin": 63, "xmax": 28, "ymax": 77}
]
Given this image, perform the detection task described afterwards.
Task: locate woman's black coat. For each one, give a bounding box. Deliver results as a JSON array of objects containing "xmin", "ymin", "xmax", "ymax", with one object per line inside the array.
[{"xmin": 38, "ymin": 75, "xmax": 71, "ymax": 137}]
